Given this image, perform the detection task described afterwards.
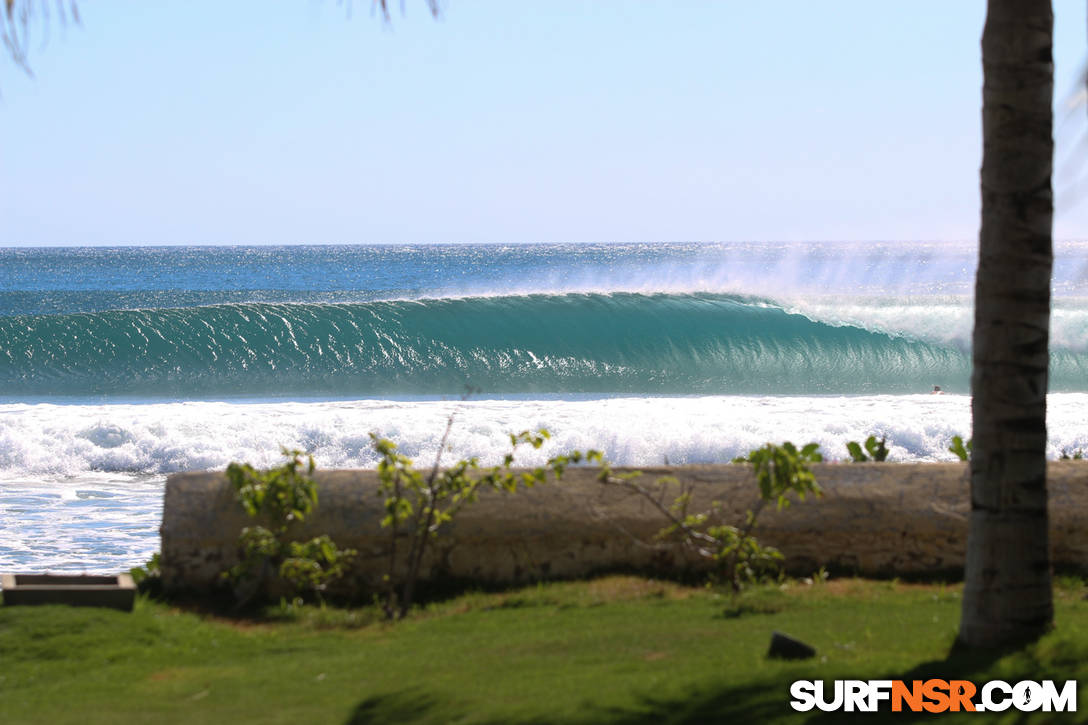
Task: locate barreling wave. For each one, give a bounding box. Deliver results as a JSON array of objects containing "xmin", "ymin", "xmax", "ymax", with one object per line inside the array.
[{"xmin": 0, "ymin": 293, "xmax": 1083, "ymax": 398}]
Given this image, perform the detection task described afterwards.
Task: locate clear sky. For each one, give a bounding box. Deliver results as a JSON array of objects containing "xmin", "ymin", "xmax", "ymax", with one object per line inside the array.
[{"xmin": 2, "ymin": 1, "xmax": 1088, "ymax": 246}]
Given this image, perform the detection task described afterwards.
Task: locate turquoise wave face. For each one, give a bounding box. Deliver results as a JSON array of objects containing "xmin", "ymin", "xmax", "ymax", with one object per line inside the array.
[{"xmin": 1, "ymin": 292, "xmax": 1079, "ymax": 399}]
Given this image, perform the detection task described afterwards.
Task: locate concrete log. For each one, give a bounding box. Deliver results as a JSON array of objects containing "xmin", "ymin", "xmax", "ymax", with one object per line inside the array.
[{"xmin": 160, "ymin": 462, "xmax": 1088, "ymax": 595}]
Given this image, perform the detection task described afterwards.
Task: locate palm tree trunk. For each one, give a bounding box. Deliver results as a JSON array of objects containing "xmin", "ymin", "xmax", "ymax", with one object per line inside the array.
[{"xmin": 959, "ymin": 0, "xmax": 1054, "ymax": 648}]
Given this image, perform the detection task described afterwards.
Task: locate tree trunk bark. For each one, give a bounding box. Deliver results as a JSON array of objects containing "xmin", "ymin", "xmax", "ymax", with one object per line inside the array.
[{"xmin": 959, "ymin": 0, "xmax": 1054, "ymax": 648}]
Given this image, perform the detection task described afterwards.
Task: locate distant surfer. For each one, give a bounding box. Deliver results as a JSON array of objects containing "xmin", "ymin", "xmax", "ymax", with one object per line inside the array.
[{"xmin": 932, "ymin": 385, "xmax": 943, "ymax": 395}]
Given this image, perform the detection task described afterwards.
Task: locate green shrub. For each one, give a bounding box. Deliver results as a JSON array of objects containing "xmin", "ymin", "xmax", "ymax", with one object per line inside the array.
[
  {"xmin": 846, "ymin": 435, "xmax": 889, "ymax": 462},
  {"xmin": 596, "ymin": 442, "xmax": 822, "ymax": 592},
  {"xmin": 372, "ymin": 427, "xmax": 583, "ymax": 619},
  {"xmin": 949, "ymin": 435, "xmax": 972, "ymax": 462},
  {"xmin": 733, "ymin": 442, "xmax": 823, "ymax": 507},
  {"xmin": 224, "ymin": 449, "xmax": 356, "ymax": 607},
  {"xmin": 129, "ymin": 552, "xmax": 163, "ymax": 596}
]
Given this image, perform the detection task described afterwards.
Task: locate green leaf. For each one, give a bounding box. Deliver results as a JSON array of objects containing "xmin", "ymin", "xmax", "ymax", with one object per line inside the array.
[{"xmin": 949, "ymin": 435, "xmax": 970, "ymax": 461}]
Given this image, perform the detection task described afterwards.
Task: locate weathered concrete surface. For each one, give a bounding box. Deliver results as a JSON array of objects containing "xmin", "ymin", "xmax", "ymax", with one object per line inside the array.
[
  {"xmin": 1, "ymin": 574, "xmax": 137, "ymax": 611},
  {"xmin": 160, "ymin": 462, "xmax": 1088, "ymax": 595}
]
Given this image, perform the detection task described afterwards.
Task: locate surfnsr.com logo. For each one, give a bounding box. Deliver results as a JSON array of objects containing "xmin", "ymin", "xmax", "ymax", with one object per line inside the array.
[{"xmin": 790, "ymin": 679, "xmax": 1077, "ymax": 713}]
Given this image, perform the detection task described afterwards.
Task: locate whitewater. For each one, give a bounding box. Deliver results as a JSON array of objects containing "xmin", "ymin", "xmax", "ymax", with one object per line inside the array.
[{"xmin": 2, "ymin": 242, "xmax": 1087, "ymax": 573}]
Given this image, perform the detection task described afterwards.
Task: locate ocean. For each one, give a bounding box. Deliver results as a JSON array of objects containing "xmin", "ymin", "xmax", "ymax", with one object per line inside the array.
[{"xmin": 2, "ymin": 242, "xmax": 1087, "ymax": 574}]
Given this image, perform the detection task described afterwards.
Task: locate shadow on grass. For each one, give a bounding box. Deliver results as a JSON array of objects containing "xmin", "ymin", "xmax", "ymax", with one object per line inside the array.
[
  {"xmin": 149, "ymin": 566, "xmax": 714, "ymax": 624},
  {"xmin": 596, "ymin": 643, "xmax": 1051, "ymax": 725},
  {"xmin": 338, "ymin": 639, "xmax": 1072, "ymax": 725},
  {"xmin": 346, "ymin": 690, "xmax": 457, "ymax": 725},
  {"xmin": 584, "ymin": 680, "xmax": 800, "ymax": 724},
  {"xmin": 541, "ymin": 647, "xmax": 1007, "ymax": 724},
  {"xmin": 344, "ymin": 681, "xmax": 798, "ymax": 725}
]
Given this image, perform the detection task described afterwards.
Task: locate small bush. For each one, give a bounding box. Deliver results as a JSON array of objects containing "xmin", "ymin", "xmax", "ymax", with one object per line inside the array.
[
  {"xmin": 949, "ymin": 435, "xmax": 972, "ymax": 462},
  {"xmin": 224, "ymin": 449, "xmax": 356, "ymax": 607},
  {"xmin": 372, "ymin": 427, "xmax": 583, "ymax": 619},
  {"xmin": 846, "ymin": 436, "xmax": 889, "ymax": 462},
  {"xmin": 597, "ymin": 441, "xmax": 822, "ymax": 592}
]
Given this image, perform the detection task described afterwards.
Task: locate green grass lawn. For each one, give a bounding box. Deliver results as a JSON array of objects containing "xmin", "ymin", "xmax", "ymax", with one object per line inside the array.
[{"xmin": 1, "ymin": 576, "xmax": 1086, "ymax": 724}]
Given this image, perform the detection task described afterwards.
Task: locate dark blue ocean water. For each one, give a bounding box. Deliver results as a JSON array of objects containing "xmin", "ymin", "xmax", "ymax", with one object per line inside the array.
[
  {"xmin": 0, "ymin": 242, "xmax": 986, "ymax": 315},
  {"xmin": 3, "ymin": 242, "xmax": 1085, "ymax": 399}
]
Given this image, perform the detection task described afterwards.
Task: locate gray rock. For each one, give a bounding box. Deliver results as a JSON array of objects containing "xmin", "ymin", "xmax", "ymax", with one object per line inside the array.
[{"xmin": 767, "ymin": 631, "xmax": 816, "ymax": 660}]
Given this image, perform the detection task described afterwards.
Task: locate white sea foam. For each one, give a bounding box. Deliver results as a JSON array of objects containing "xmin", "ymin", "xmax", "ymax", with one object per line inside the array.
[
  {"xmin": 3, "ymin": 394, "xmax": 1087, "ymax": 574},
  {"xmin": 4, "ymin": 394, "xmax": 1088, "ymax": 475}
]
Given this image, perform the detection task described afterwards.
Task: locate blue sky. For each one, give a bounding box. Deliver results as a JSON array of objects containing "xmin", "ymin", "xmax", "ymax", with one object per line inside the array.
[{"xmin": 2, "ymin": 1, "xmax": 1088, "ymax": 245}]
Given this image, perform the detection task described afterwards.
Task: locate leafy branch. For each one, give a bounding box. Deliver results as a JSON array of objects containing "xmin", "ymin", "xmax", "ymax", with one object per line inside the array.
[
  {"xmin": 594, "ymin": 442, "xmax": 822, "ymax": 592},
  {"xmin": 224, "ymin": 448, "xmax": 355, "ymax": 607},
  {"xmin": 372, "ymin": 426, "xmax": 587, "ymax": 619},
  {"xmin": 846, "ymin": 435, "xmax": 888, "ymax": 462},
  {"xmin": 949, "ymin": 435, "xmax": 972, "ymax": 462}
]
